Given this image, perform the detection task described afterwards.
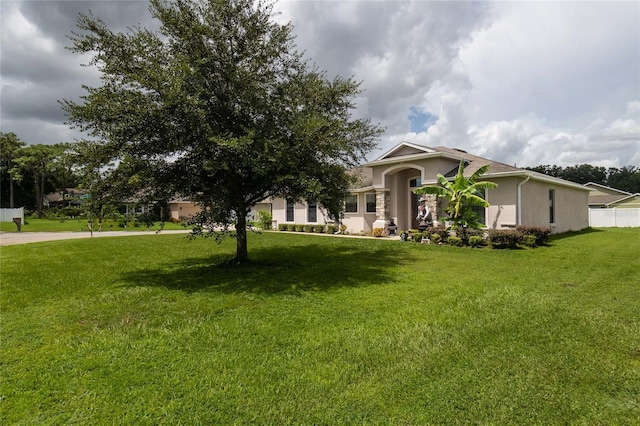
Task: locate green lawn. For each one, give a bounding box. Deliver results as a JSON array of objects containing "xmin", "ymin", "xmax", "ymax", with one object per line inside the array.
[
  {"xmin": 1, "ymin": 228, "xmax": 639, "ymax": 424},
  {"xmin": 0, "ymin": 218, "xmax": 186, "ymax": 232}
]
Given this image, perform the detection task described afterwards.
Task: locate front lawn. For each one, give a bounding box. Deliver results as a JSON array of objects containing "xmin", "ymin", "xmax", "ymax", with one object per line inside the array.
[
  {"xmin": 1, "ymin": 228, "xmax": 639, "ymax": 424},
  {"xmin": 0, "ymin": 218, "xmax": 186, "ymax": 232}
]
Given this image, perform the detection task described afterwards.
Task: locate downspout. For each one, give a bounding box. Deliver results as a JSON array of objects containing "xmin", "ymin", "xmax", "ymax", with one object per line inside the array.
[{"xmin": 517, "ymin": 175, "xmax": 531, "ymax": 226}]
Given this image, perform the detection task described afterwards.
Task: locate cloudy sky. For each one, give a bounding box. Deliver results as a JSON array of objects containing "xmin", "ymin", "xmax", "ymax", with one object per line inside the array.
[{"xmin": 1, "ymin": 0, "xmax": 639, "ymax": 168}]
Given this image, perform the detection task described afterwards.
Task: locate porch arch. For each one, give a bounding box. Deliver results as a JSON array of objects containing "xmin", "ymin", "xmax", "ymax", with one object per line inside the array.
[
  {"xmin": 379, "ymin": 163, "xmax": 426, "ymax": 188},
  {"xmin": 375, "ymin": 163, "xmax": 428, "ymax": 231}
]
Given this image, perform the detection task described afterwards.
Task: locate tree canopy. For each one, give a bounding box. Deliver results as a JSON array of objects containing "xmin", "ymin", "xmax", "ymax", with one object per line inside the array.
[
  {"xmin": 62, "ymin": 0, "xmax": 383, "ymax": 262},
  {"xmin": 526, "ymin": 164, "xmax": 640, "ymax": 194},
  {"xmin": 0, "ymin": 132, "xmax": 26, "ymax": 208}
]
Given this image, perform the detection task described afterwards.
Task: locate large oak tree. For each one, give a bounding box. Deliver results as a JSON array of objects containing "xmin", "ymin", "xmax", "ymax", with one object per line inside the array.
[{"xmin": 62, "ymin": 0, "xmax": 382, "ymax": 262}]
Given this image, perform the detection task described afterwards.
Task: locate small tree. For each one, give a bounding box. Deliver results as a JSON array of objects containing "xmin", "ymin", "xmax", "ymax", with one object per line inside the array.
[
  {"xmin": 12, "ymin": 144, "xmax": 67, "ymax": 217},
  {"xmin": 413, "ymin": 160, "xmax": 497, "ymax": 234},
  {"xmin": 256, "ymin": 210, "xmax": 273, "ymax": 230}
]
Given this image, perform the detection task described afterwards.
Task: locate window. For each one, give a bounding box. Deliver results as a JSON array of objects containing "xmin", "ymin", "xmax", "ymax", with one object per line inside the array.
[
  {"xmin": 345, "ymin": 194, "xmax": 358, "ymax": 213},
  {"xmin": 470, "ymin": 189, "xmax": 486, "ymax": 226},
  {"xmin": 366, "ymin": 193, "xmax": 376, "ymax": 213},
  {"xmin": 286, "ymin": 199, "xmax": 294, "ymax": 222},
  {"xmin": 549, "ymin": 189, "xmax": 555, "ymax": 223},
  {"xmin": 307, "ymin": 201, "xmax": 317, "ymax": 223},
  {"xmin": 409, "ymin": 178, "xmax": 422, "ymax": 188}
]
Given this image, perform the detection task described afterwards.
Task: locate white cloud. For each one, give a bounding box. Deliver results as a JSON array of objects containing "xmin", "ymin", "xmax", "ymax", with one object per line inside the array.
[{"xmin": 1, "ymin": 0, "xmax": 638, "ymax": 168}]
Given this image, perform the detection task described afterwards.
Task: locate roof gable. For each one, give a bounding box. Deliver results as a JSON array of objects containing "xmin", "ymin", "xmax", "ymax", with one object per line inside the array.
[
  {"xmin": 431, "ymin": 146, "xmax": 521, "ymax": 176},
  {"xmin": 376, "ymin": 142, "xmax": 435, "ymax": 160},
  {"xmin": 584, "ymin": 182, "xmax": 631, "ymax": 196}
]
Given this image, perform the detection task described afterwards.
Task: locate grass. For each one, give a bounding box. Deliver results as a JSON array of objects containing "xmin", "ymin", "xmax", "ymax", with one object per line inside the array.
[
  {"xmin": 1, "ymin": 228, "xmax": 639, "ymax": 424},
  {"xmin": 0, "ymin": 218, "xmax": 186, "ymax": 233}
]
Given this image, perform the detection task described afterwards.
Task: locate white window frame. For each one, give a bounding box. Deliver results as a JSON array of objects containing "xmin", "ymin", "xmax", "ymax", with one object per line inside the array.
[
  {"xmin": 344, "ymin": 194, "xmax": 358, "ymax": 213},
  {"xmin": 365, "ymin": 193, "xmax": 376, "ymax": 214}
]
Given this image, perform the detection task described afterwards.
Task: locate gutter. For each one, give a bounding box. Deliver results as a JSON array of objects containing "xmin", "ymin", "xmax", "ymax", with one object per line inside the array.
[{"xmin": 517, "ymin": 175, "xmax": 530, "ymax": 225}]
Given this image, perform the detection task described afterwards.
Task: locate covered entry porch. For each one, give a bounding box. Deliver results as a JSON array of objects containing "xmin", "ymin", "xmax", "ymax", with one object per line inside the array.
[{"xmin": 371, "ymin": 166, "xmax": 440, "ymax": 232}]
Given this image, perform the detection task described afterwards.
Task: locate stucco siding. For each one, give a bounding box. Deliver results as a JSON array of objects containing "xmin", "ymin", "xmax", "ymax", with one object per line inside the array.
[
  {"xmin": 521, "ymin": 180, "xmax": 589, "ymax": 233},
  {"xmin": 341, "ymin": 192, "xmax": 375, "ymax": 233},
  {"xmin": 485, "ymin": 177, "xmax": 518, "ymax": 229},
  {"xmin": 169, "ymin": 202, "xmax": 201, "ymax": 220}
]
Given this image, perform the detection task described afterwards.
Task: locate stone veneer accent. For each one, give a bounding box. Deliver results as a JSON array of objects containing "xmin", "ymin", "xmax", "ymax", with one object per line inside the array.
[{"xmin": 375, "ymin": 190, "xmax": 390, "ymax": 220}]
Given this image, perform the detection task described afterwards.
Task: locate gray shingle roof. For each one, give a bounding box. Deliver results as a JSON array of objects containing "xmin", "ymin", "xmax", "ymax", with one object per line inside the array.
[{"xmin": 430, "ymin": 146, "xmax": 522, "ymax": 177}]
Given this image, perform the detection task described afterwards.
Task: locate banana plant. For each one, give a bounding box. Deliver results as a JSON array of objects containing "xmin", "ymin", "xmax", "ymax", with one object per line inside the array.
[{"xmin": 413, "ymin": 160, "xmax": 498, "ymax": 229}]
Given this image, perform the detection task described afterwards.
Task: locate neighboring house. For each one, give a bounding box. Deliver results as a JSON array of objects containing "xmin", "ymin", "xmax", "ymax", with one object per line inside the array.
[
  {"xmin": 584, "ymin": 182, "xmax": 640, "ymax": 227},
  {"xmin": 44, "ymin": 188, "xmax": 90, "ymax": 208},
  {"xmin": 584, "ymin": 182, "xmax": 640, "ymax": 209},
  {"xmin": 270, "ymin": 142, "xmax": 591, "ymax": 234},
  {"xmin": 168, "ymin": 197, "xmax": 201, "ymax": 221}
]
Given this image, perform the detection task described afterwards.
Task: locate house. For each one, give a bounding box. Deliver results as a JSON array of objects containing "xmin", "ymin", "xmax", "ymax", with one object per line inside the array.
[
  {"xmin": 584, "ymin": 182, "xmax": 640, "ymax": 227},
  {"xmin": 44, "ymin": 188, "xmax": 90, "ymax": 208},
  {"xmin": 168, "ymin": 197, "xmax": 201, "ymax": 221},
  {"xmin": 270, "ymin": 142, "xmax": 591, "ymax": 234},
  {"xmin": 584, "ymin": 182, "xmax": 640, "ymax": 209}
]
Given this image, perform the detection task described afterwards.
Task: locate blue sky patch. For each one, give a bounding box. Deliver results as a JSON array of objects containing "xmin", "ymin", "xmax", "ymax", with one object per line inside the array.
[{"xmin": 408, "ymin": 106, "xmax": 438, "ymax": 133}]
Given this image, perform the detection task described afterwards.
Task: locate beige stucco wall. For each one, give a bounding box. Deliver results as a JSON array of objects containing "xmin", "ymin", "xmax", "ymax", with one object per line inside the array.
[
  {"xmin": 342, "ymin": 192, "xmax": 376, "ymax": 234},
  {"xmin": 371, "ymin": 157, "xmax": 458, "ymax": 188},
  {"xmin": 270, "ymin": 198, "xmax": 332, "ymax": 228},
  {"xmin": 521, "ymin": 179, "xmax": 589, "ymax": 233},
  {"xmin": 485, "ymin": 177, "xmax": 518, "ymax": 229},
  {"xmin": 169, "ymin": 202, "xmax": 201, "ymax": 221}
]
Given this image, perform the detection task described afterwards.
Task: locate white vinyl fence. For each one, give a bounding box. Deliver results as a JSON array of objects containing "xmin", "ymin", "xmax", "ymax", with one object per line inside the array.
[
  {"xmin": 589, "ymin": 208, "xmax": 640, "ymax": 227},
  {"xmin": 0, "ymin": 207, "xmax": 24, "ymax": 223}
]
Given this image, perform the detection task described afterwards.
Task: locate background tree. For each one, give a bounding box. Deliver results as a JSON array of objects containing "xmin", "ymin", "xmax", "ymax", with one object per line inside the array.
[
  {"xmin": 413, "ymin": 160, "xmax": 498, "ymax": 233},
  {"xmin": 62, "ymin": 0, "xmax": 382, "ymax": 263},
  {"xmin": 607, "ymin": 166, "xmax": 640, "ymax": 194},
  {"xmin": 527, "ymin": 164, "xmax": 640, "ymax": 193},
  {"xmin": 0, "ymin": 132, "xmax": 26, "ymax": 208},
  {"xmin": 11, "ymin": 144, "xmax": 67, "ymax": 217}
]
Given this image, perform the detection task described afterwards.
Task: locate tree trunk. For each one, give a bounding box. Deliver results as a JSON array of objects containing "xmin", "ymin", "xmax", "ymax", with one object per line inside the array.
[
  {"xmin": 235, "ymin": 212, "xmax": 249, "ymax": 263},
  {"xmin": 35, "ymin": 176, "xmax": 43, "ymax": 218},
  {"xmin": 9, "ymin": 174, "xmax": 14, "ymax": 208}
]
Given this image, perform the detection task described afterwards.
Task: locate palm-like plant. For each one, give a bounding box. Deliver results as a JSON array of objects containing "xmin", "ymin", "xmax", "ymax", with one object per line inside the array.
[{"xmin": 414, "ymin": 160, "xmax": 498, "ymax": 229}]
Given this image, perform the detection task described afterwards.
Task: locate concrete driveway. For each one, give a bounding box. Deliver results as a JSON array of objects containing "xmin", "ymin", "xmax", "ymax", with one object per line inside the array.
[{"xmin": 0, "ymin": 230, "xmax": 191, "ymax": 246}]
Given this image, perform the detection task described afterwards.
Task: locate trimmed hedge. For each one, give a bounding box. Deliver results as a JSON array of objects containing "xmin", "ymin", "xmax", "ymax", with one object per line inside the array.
[
  {"xmin": 488, "ymin": 229, "xmax": 523, "ymax": 249},
  {"xmin": 279, "ymin": 224, "xmax": 332, "ymax": 233},
  {"xmin": 516, "ymin": 226, "xmax": 551, "ymax": 246}
]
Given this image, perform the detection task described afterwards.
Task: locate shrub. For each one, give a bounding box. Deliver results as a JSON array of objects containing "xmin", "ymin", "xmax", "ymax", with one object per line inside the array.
[
  {"xmin": 256, "ymin": 210, "xmax": 273, "ymax": 230},
  {"xmin": 425, "ymin": 226, "xmax": 446, "ymax": 239},
  {"xmin": 138, "ymin": 212, "xmax": 157, "ymax": 228},
  {"xmin": 516, "ymin": 226, "xmax": 551, "ymax": 246},
  {"xmin": 287, "ymin": 224, "xmax": 296, "ymax": 231},
  {"xmin": 303, "ymin": 225, "xmax": 313, "ymax": 232},
  {"xmin": 373, "ymin": 227, "xmax": 384, "ymax": 237},
  {"xmin": 313, "ymin": 225, "xmax": 324, "ymax": 233},
  {"xmin": 412, "ymin": 232, "xmax": 424, "ymax": 243},
  {"xmin": 448, "ymin": 236, "xmax": 464, "ymax": 246},
  {"xmin": 522, "ymin": 234, "xmax": 537, "ymax": 248},
  {"xmin": 295, "ymin": 225, "xmax": 304, "ymax": 232},
  {"xmin": 278, "ymin": 223, "xmax": 288, "ymax": 231},
  {"xmin": 469, "ymin": 235, "xmax": 486, "ymax": 248},
  {"xmin": 431, "ymin": 233, "xmax": 442, "ymax": 244},
  {"xmin": 60, "ymin": 207, "xmax": 83, "ymax": 218},
  {"xmin": 488, "ymin": 229, "xmax": 523, "ymax": 249},
  {"xmin": 326, "ymin": 224, "xmax": 338, "ymax": 234}
]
